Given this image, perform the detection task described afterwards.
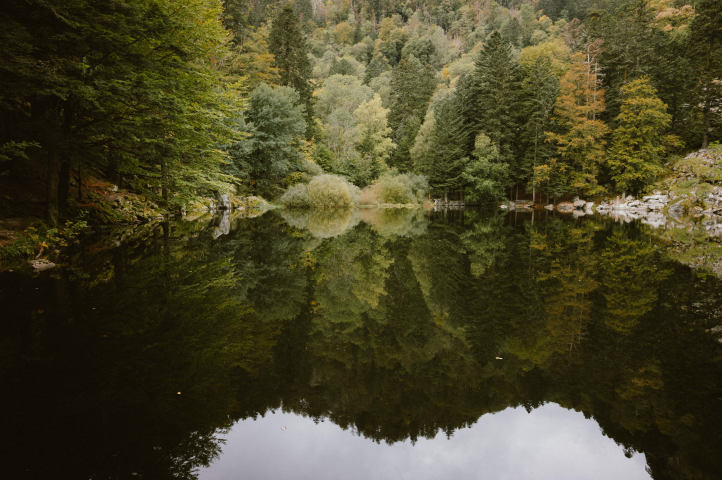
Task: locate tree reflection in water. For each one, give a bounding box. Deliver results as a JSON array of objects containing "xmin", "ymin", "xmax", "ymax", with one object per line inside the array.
[{"xmin": 1, "ymin": 208, "xmax": 721, "ymax": 479}]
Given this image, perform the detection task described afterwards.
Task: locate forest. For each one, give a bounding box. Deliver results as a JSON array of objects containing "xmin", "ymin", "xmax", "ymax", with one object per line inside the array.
[{"xmin": 1, "ymin": 0, "xmax": 721, "ymax": 223}]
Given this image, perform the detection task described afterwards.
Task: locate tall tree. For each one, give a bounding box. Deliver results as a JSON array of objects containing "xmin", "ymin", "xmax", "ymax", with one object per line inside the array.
[
  {"xmin": 468, "ymin": 31, "xmax": 525, "ymax": 184},
  {"xmin": 545, "ymin": 48, "xmax": 609, "ymax": 195},
  {"xmin": 387, "ymin": 55, "xmax": 436, "ymax": 171},
  {"xmin": 690, "ymin": 0, "xmax": 722, "ymax": 148},
  {"xmin": 223, "ymin": 84, "xmax": 306, "ymax": 197},
  {"xmin": 269, "ymin": 3, "xmax": 315, "ymax": 134},
  {"xmin": 522, "ymin": 56, "xmax": 561, "ymax": 201},
  {"xmin": 608, "ymin": 77, "xmax": 672, "ymax": 195},
  {"xmin": 414, "ymin": 92, "xmax": 470, "ymax": 198},
  {"xmin": 0, "ymin": 0, "xmax": 240, "ymax": 223}
]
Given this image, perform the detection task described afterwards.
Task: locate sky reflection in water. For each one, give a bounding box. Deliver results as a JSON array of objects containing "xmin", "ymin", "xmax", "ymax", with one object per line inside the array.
[{"xmin": 202, "ymin": 405, "xmax": 650, "ymax": 480}]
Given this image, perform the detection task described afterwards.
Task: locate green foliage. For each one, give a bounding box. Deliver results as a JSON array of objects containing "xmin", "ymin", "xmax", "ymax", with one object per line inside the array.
[
  {"xmin": 0, "ymin": 218, "xmax": 87, "ymax": 260},
  {"xmin": 223, "ymin": 84, "xmax": 307, "ymax": 197},
  {"xmin": 363, "ymin": 55, "xmax": 390, "ymax": 85},
  {"xmin": 388, "ymin": 55, "xmax": 437, "ymax": 170},
  {"xmin": 608, "ymin": 77, "xmax": 673, "ymax": 194},
  {"xmin": 468, "ymin": 31, "xmax": 525, "ymax": 172},
  {"xmin": 269, "ymin": 3, "xmax": 315, "ymax": 131},
  {"xmin": 414, "ymin": 87, "xmax": 471, "ymax": 196},
  {"xmin": 280, "ymin": 183, "xmax": 313, "ymax": 208},
  {"xmin": 314, "ymin": 75, "xmax": 373, "ymax": 120},
  {"xmin": 463, "ymin": 133, "xmax": 510, "ymax": 203},
  {"xmin": 307, "ymin": 174, "xmax": 360, "ymax": 207},
  {"xmin": 373, "ymin": 172, "xmax": 429, "ymax": 204},
  {"xmin": 328, "ymin": 57, "xmax": 357, "ymax": 76},
  {"xmin": 1, "ymin": 0, "xmax": 242, "ymax": 210}
]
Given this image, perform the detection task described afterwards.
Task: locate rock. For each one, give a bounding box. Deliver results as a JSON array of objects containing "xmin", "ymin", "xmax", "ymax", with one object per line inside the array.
[
  {"xmin": 573, "ymin": 199, "xmax": 586, "ymax": 209},
  {"xmin": 499, "ymin": 204, "xmax": 508, "ymax": 209},
  {"xmin": 544, "ymin": 204, "xmax": 554, "ymax": 210},
  {"xmin": 30, "ymin": 260, "xmax": 55, "ymax": 270},
  {"xmin": 573, "ymin": 210, "xmax": 586, "ymax": 217},
  {"xmin": 585, "ymin": 202, "xmax": 594, "ymax": 214},
  {"xmin": 557, "ymin": 202, "xmax": 575, "ymax": 213},
  {"xmin": 217, "ymin": 194, "xmax": 231, "ymax": 210},
  {"xmin": 643, "ymin": 195, "xmax": 669, "ymax": 203},
  {"xmin": 212, "ymin": 212, "xmax": 231, "ymax": 239}
]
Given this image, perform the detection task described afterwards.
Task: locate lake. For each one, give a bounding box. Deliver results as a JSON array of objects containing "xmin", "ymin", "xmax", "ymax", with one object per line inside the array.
[{"xmin": 2, "ymin": 207, "xmax": 721, "ymax": 479}]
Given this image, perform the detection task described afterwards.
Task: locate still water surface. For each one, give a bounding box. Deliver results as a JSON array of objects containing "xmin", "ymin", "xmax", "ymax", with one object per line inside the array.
[{"xmin": 2, "ymin": 208, "xmax": 721, "ymax": 479}]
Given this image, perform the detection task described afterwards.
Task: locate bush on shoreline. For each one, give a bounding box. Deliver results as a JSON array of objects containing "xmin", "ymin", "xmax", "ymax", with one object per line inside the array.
[{"xmin": 280, "ymin": 174, "xmax": 361, "ymax": 207}]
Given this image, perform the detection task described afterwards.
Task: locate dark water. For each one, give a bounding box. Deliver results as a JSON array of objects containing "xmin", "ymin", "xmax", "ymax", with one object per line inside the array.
[{"xmin": 2, "ymin": 208, "xmax": 721, "ymax": 480}]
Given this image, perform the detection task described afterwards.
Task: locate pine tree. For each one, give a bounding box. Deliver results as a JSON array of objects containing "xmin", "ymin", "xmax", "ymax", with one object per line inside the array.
[
  {"xmin": 522, "ymin": 56, "xmax": 560, "ymax": 201},
  {"xmin": 468, "ymin": 31, "xmax": 525, "ymax": 178},
  {"xmin": 546, "ymin": 50, "xmax": 609, "ymax": 195},
  {"xmin": 363, "ymin": 55, "xmax": 390, "ymax": 85},
  {"xmin": 415, "ymin": 92, "xmax": 470, "ymax": 197},
  {"xmin": 462, "ymin": 133, "xmax": 511, "ymax": 203},
  {"xmin": 690, "ymin": 0, "xmax": 722, "ymax": 148},
  {"xmin": 387, "ymin": 55, "xmax": 436, "ymax": 171},
  {"xmin": 608, "ymin": 77, "xmax": 672, "ymax": 195},
  {"xmin": 269, "ymin": 3, "xmax": 314, "ymax": 133}
]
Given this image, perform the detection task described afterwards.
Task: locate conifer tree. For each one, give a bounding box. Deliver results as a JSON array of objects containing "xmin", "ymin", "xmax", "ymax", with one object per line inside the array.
[
  {"xmin": 363, "ymin": 55, "xmax": 390, "ymax": 85},
  {"xmin": 522, "ymin": 56, "xmax": 560, "ymax": 201},
  {"xmin": 468, "ymin": 31, "xmax": 525, "ymax": 176},
  {"xmin": 414, "ymin": 93, "xmax": 470, "ymax": 197},
  {"xmin": 545, "ymin": 51, "xmax": 609, "ymax": 195},
  {"xmin": 269, "ymin": 3, "xmax": 314, "ymax": 133},
  {"xmin": 690, "ymin": 0, "xmax": 722, "ymax": 148},
  {"xmin": 387, "ymin": 55, "xmax": 436, "ymax": 171},
  {"xmin": 608, "ymin": 77, "xmax": 672, "ymax": 195}
]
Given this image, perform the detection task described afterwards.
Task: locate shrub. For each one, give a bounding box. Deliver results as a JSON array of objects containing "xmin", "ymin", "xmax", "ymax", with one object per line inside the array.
[
  {"xmin": 360, "ymin": 185, "xmax": 380, "ymax": 205},
  {"xmin": 307, "ymin": 174, "xmax": 359, "ymax": 207},
  {"xmin": 374, "ymin": 172, "xmax": 429, "ymax": 204},
  {"xmin": 280, "ymin": 183, "xmax": 312, "ymax": 208}
]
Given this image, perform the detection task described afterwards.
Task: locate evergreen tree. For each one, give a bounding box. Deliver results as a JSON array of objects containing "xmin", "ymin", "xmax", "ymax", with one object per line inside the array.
[
  {"xmin": 269, "ymin": 3, "xmax": 314, "ymax": 134},
  {"xmin": 468, "ymin": 31, "xmax": 525, "ymax": 181},
  {"xmin": 363, "ymin": 55, "xmax": 391, "ymax": 85},
  {"xmin": 690, "ymin": 0, "xmax": 722, "ymax": 148},
  {"xmin": 522, "ymin": 56, "xmax": 560, "ymax": 201},
  {"xmin": 328, "ymin": 58, "xmax": 357, "ymax": 77},
  {"xmin": 462, "ymin": 133, "xmax": 511, "ymax": 203},
  {"xmin": 223, "ymin": 84, "xmax": 307, "ymax": 197},
  {"xmin": 545, "ymin": 51, "xmax": 609, "ymax": 195},
  {"xmin": 608, "ymin": 77, "xmax": 672, "ymax": 195},
  {"xmin": 387, "ymin": 55, "xmax": 436, "ymax": 171},
  {"xmin": 414, "ymin": 93, "xmax": 470, "ymax": 198}
]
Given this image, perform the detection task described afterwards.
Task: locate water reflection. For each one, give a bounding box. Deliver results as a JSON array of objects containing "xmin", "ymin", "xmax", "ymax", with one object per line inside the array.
[{"xmin": 1, "ymin": 208, "xmax": 722, "ymax": 479}]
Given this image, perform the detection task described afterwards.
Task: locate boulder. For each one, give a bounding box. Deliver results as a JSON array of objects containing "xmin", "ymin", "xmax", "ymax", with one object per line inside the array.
[
  {"xmin": 573, "ymin": 199, "xmax": 586, "ymax": 209},
  {"xmin": 544, "ymin": 204, "xmax": 554, "ymax": 210},
  {"xmin": 30, "ymin": 260, "xmax": 55, "ymax": 270},
  {"xmin": 557, "ymin": 202, "xmax": 574, "ymax": 213},
  {"xmin": 217, "ymin": 194, "xmax": 231, "ymax": 210}
]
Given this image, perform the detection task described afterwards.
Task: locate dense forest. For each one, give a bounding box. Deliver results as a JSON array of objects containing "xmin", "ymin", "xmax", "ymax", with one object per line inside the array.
[{"xmin": 1, "ymin": 0, "xmax": 721, "ymax": 223}]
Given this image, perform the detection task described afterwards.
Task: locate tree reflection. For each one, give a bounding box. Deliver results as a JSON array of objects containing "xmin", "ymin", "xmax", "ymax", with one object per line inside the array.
[{"xmin": 2, "ymin": 210, "xmax": 722, "ymax": 479}]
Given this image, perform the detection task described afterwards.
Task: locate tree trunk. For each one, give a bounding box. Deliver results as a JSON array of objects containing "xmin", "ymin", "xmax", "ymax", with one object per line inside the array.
[
  {"xmin": 58, "ymin": 159, "xmax": 70, "ymax": 212},
  {"xmin": 45, "ymin": 153, "xmax": 60, "ymax": 226},
  {"xmin": 702, "ymin": 89, "xmax": 712, "ymax": 149},
  {"xmin": 161, "ymin": 158, "xmax": 168, "ymax": 204},
  {"xmin": 108, "ymin": 155, "xmax": 119, "ymax": 186},
  {"xmin": 77, "ymin": 164, "xmax": 82, "ymax": 200}
]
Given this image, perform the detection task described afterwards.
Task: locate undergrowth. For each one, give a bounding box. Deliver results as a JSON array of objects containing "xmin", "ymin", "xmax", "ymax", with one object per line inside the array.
[{"xmin": 0, "ymin": 217, "xmax": 88, "ymax": 260}]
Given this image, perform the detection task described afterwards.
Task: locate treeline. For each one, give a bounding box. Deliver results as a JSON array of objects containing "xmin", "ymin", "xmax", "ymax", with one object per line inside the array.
[
  {"xmin": 1, "ymin": 0, "xmax": 721, "ymax": 222},
  {"xmin": 223, "ymin": 0, "xmax": 721, "ymax": 202}
]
